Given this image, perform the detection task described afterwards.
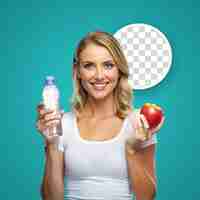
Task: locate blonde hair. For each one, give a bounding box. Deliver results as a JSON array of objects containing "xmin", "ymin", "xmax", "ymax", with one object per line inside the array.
[{"xmin": 70, "ymin": 31, "xmax": 133, "ymax": 119}]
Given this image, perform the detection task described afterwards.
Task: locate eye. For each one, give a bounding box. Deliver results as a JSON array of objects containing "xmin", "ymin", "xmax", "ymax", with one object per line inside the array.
[
  {"xmin": 82, "ymin": 63, "xmax": 94, "ymax": 69},
  {"xmin": 104, "ymin": 62, "xmax": 115, "ymax": 69}
]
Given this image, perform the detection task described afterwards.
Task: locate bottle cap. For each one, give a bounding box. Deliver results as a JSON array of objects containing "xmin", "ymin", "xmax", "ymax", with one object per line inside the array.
[{"xmin": 45, "ymin": 76, "xmax": 55, "ymax": 85}]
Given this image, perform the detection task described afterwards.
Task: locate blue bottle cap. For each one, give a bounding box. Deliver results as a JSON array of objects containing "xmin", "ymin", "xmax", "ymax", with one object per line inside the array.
[{"xmin": 45, "ymin": 76, "xmax": 55, "ymax": 85}]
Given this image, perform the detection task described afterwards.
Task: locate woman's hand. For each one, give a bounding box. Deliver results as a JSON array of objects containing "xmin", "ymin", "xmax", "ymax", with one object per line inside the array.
[
  {"xmin": 36, "ymin": 103, "xmax": 63, "ymax": 144},
  {"xmin": 126, "ymin": 109, "xmax": 165, "ymax": 154}
]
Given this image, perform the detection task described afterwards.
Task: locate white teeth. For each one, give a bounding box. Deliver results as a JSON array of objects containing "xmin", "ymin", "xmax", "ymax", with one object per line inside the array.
[
  {"xmin": 94, "ymin": 84, "xmax": 106, "ymax": 86},
  {"xmin": 92, "ymin": 83, "xmax": 108, "ymax": 90}
]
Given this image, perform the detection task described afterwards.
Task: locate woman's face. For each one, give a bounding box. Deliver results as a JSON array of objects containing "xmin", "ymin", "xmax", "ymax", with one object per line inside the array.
[{"xmin": 77, "ymin": 43, "xmax": 120, "ymax": 101}]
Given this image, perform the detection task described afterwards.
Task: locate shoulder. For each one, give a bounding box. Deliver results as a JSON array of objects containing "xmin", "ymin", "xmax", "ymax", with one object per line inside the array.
[
  {"xmin": 62, "ymin": 111, "xmax": 74, "ymax": 121},
  {"xmin": 126, "ymin": 107, "xmax": 140, "ymax": 125},
  {"xmin": 123, "ymin": 108, "xmax": 140, "ymax": 138},
  {"xmin": 131, "ymin": 107, "xmax": 141, "ymax": 114},
  {"xmin": 127, "ymin": 107, "xmax": 140, "ymax": 116},
  {"xmin": 61, "ymin": 111, "xmax": 75, "ymax": 131},
  {"xmin": 58, "ymin": 111, "xmax": 74, "ymax": 152}
]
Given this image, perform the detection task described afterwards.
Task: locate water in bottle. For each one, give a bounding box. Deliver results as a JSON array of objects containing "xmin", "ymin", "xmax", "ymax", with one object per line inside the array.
[{"xmin": 42, "ymin": 76, "xmax": 62, "ymax": 137}]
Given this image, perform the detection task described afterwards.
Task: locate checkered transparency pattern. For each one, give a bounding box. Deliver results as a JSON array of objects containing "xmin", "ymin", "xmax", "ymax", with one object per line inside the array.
[{"xmin": 114, "ymin": 24, "xmax": 172, "ymax": 90}]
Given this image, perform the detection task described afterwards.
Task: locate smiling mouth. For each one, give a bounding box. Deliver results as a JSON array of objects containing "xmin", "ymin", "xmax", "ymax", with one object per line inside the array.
[{"xmin": 90, "ymin": 82, "xmax": 109, "ymax": 90}]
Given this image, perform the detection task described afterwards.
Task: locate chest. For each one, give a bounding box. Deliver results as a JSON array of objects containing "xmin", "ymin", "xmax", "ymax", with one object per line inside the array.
[
  {"xmin": 65, "ymin": 139, "xmax": 128, "ymax": 179},
  {"xmin": 77, "ymin": 117, "xmax": 124, "ymax": 141}
]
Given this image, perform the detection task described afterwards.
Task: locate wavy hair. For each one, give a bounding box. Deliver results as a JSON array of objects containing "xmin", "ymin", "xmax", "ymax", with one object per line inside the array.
[{"xmin": 70, "ymin": 31, "xmax": 133, "ymax": 119}]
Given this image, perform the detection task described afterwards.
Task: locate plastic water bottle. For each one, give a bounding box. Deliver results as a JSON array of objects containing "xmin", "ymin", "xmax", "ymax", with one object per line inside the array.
[{"xmin": 42, "ymin": 76, "xmax": 62, "ymax": 137}]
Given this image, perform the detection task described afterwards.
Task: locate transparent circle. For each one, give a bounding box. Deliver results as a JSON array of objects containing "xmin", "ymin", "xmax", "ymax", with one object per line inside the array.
[{"xmin": 114, "ymin": 23, "xmax": 173, "ymax": 90}]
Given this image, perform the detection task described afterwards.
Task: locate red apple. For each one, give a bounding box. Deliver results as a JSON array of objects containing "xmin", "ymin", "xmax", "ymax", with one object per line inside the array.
[{"xmin": 140, "ymin": 103, "xmax": 163, "ymax": 130}]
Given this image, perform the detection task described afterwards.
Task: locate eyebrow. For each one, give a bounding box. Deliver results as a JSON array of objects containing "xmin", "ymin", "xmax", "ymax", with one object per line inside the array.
[{"xmin": 80, "ymin": 59, "xmax": 114, "ymax": 64}]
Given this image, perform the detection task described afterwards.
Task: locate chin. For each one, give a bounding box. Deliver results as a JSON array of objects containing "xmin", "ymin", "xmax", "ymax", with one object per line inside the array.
[{"xmin": 89, "ymin": 91, "xmax": 113, "ymax": 101}]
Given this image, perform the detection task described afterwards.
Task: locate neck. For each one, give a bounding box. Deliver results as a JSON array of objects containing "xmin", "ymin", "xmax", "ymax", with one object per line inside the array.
[{"xmin": 83, "ymin": 94, "xmax": 116, "ymax": 119}]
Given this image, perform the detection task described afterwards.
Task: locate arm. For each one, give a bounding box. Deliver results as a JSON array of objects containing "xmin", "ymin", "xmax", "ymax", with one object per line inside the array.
[
  {"xmin": 40, "ymin": 143, "xmax": 65, "ymax": 200},
  {"xmin": 36, "ymin": 104, "xmax": 65, "ymax": 200},
  {"xmin": 126, "ymin": 144, "xmax": 157, "ymax": 200}
]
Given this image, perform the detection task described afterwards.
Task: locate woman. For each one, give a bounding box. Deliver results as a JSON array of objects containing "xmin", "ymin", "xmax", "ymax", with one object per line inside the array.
[{"xmin": 36, "ymin": 31, "xmax": 164, "ymax": 200}]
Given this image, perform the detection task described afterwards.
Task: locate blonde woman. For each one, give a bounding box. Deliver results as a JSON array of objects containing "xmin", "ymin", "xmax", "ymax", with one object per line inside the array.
[{"xmin": 36, "ymin": 31, "xmax": 164, "ymax": 200}]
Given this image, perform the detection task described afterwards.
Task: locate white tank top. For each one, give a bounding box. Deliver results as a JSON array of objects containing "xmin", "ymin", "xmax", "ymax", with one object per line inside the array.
[{"xmin": 58, "ymin": 111, "xmax": 157, "ymax": 200}]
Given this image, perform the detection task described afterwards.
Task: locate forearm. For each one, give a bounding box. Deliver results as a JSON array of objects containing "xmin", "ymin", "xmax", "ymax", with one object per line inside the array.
[
  {"xmin": 40, "ymin": 158, "xmax": 49, "ymax": 200},
  {"xmin": 41, "ymin": 144, "xmax": 64, "ymax": 200},
  {"xmin": 126, "ymin": 150, "xmax": 156, "ymax": 200}
]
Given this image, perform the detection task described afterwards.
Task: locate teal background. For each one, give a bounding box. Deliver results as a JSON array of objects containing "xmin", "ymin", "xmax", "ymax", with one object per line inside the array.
[{"xmin": 1, "ymin": 0, "xmax": 199, "ymax": 199}]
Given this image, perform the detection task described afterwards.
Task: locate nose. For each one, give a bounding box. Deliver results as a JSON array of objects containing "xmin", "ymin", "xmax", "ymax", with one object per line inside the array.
[{"xmin": 95, "ymin": 66, "xmax": 104, "ymax": 79}]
